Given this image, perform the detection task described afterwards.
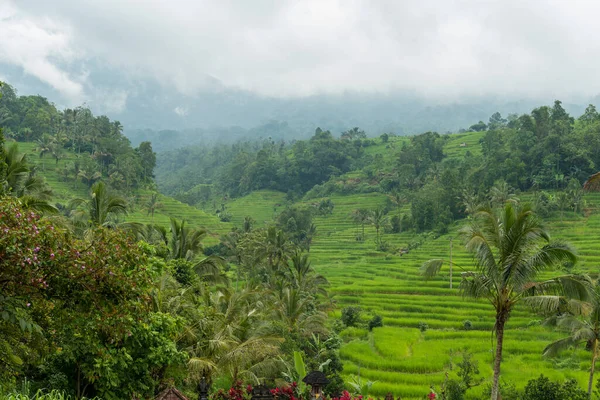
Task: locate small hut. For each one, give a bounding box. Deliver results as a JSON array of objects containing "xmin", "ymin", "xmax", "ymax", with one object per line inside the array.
[{"xmin": 155, "ymin": 388, "xmax": 189, "ymax": 400}]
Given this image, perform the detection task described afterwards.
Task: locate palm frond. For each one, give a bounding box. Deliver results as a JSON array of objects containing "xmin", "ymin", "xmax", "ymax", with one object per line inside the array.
[{"xmin": 419, "ymin": 259, "xmax": 444, "ymax": 279}]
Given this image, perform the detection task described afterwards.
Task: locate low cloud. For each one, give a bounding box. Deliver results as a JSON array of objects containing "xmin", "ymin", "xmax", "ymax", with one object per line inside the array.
[
  {"xmin": 0, "ymin": 1, "xmax": 84, "ymax": 103},
  {"xmin": 4, "ymin": 0, "xmax": 600, "ymax": 102}
]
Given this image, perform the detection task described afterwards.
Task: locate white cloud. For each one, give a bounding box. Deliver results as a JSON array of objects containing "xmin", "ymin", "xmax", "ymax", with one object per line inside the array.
[
  {"xmin": 174, "ymin": 106, "xmax": 188, "ymax": 117},
  {"xmin": 0, "ymin": 1, "xmax": 84, "ymax": 103},
  {"xmin": 5, "ymin": 0, "xmax": 600, "ymax": 101}
]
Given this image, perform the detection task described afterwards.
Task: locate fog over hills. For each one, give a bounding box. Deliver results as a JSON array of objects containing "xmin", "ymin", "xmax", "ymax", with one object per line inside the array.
[
  {"xmin": 4, "ymin": 65, "xmax": 599, "ymax": 151},
  {"xmin": 3, "ymin": 0, "xmax": 600, "ymax": 149}
]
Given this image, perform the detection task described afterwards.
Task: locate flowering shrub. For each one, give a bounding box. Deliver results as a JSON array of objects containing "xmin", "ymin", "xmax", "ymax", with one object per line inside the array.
[
  {"xmin": 0, "ymin": 197, "xmax": 184, "ymax": 398},
  {"xmin": 332, "ymin": 390, "xmax": 363, "ymax": 400},
  {"xmin": 271, "ymin": 382, "xmax": 298, "ymax": 400},
  {"xmin": 211, "ymin": 381, "xmax": 251, "ymax": 400}
]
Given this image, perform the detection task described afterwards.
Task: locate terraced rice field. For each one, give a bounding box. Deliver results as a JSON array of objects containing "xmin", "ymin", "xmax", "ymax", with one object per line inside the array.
[
  {"xmin": 306, "ymin": 194, "xmax": 600, "ymax": 398},
  {"xmin": 16, "ymin": 142, "xmax": 230, "ymax": 243},
  {"xmin": 17, "ymin": 132, "xmax": 600, "ymax": 398}
]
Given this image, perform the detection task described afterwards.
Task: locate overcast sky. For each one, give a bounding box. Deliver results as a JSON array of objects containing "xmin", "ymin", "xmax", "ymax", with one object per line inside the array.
[{"xmin": 2, "ymin": 0, "xmax": 600, "ymax": 109}]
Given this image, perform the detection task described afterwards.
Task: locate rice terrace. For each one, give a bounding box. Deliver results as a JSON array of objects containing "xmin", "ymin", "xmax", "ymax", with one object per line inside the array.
[{"xmin": 4, "ymin": 2, "xmax": 600, "ymax": 400}]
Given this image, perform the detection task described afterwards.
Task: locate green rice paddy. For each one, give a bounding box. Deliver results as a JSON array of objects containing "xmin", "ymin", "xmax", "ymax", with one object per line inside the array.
[{"xmin": 18, "ymin": 131, "xmax": 600, "ymax": 399}]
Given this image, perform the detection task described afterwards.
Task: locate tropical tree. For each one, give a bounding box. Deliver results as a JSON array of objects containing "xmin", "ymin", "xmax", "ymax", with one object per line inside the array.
[
  {"xmin": 36, "ymin": 134, "xmax": 55, "ymax": 171},
  {"xmin": 351, "ymin": 208, "xmax": 370, "ymax": 240},
  {"xmin": 368, "ymin": 207, "xmax": 389, "ymax": 247},
  {"xmin": 69, "ymin": 180, "xmax": 128, "ymax": 227},
  {"xmin": 145, "ymin": 192, "xmax": 163, "ymax": 222},
  {"xmin": 271, "ymin": 287, "xmax": 327, "ymax": 337},
  {"xmin": 420, "ymin": 203, "xmax": 590, "ymax": 400},
  {"xmin": 538, "ymin": 283, "xmax": 600, "ymax": 397},
  {"xmin": 3, "ymin": 143, "xmax": 56, "ymax": 213},
  {"xmin": 188, "ymin": 287, "xmax": 282, "ymax": 383},
  {"xmin": 167, "ymin": 218, "xmax": 207, "ymax": 261},
  {"xmin": 489, "ymin": 180, "xmax": 518, "ymax": 207},
  {"xmin": 284, "ymin": 250, "xmax": 329, "ymax": 295}
]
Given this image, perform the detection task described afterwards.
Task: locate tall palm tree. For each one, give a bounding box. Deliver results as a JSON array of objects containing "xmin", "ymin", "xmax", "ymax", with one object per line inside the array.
[
  {"xmin": 70, "ymin": 181, "xmax": 127, "ymax": 227},
  {"xmin": 36, "ymin": 134, "xmax": 55, "ymax": 171},
  {"xmin": 421, "ymin": 203, "xmax": 590, "ymax": 400},
  {"xmin": 188, "ymin": 288, "xmax": 282, "ymax": 383},
  {"xmin": 3, "ymin": 143, "xmax": 56, "ymax": 213},
  {"xmin": 271, "ymin": 287, "xmax": 327, "ymax": 337},
  {"xmin": 168, "ymin": 218, "xmax": 207, "ymax": 261},
  {"xmin": 351, "ymin": 208, "xmax": 370, "ymax": 240},
  {"xmin": 145, "ymin": 192, "xmax": 163, "ymax": 223},
  {"xmin": 368, "ymin": 207, "xmax": 389, "ymax": 246},
  {"xmin": 537, "ymin": 283, "xmax": 600, "ymax": 397},
  {"xmin": 284, "ymin": 251, "xmax": 329, "ymax": 296},
  {"xmin": 489, "ymin": 180, "xmax": 518, "ymax": 207}
]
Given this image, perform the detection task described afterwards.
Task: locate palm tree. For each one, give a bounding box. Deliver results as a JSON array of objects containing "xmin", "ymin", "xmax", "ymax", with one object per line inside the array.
[
  {"xmin": 70, "ymin": 181, "xmax": 127, "ymax": 227},
  {"xmin": 284, "ymin": 251, "xmax": 329, "ymax": 295},
  {"xmin": 351, "ymin": 208, "xmax": 370, "ymax": 240},
  {"xmin": 3, "ymin": 143, "xmax": 56, "ymax": 213},
  {"xmin": 188, "ymin": 288, "xmax": 282, "ymax": 383},
  {"xmin": 145, "ymin": 192, "xmax": 163, "ymax": 223},
  {"xmin": 168, "ymin": 218, "xmax": 207, "ymax": 261},
  {"xmin": 36, "ymin": 134, "xmax": 55, "ymax": 171},
  {"xmin": 537, "ymin": 283, "xmax": 600, "ymax": 397},
  {"xmin": 368, "ymin": 207, "xmax": 389, "ymax": 246},
  {"xmin": 421, "ymin": 203, "xmax": 589, "ymax": 400},
  {"xmin": 489, "ymin": 180, "xmax": 518, "ymax": 207},
  {"xmin": 271, "ymin": 287, "xmax": 327, "ymax": 337},
  {"xmin": 241, "ymin": 227, "xmax": 295, "ymax": 273}
]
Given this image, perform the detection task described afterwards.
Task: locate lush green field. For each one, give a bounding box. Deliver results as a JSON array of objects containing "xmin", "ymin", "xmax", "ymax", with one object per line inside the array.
[
  {"xmin": 306, "ymin": 193, "xmax": 600, "ymax": 399},
  {"xmin": 16, "ymin": 142, "xmax": 231, "ymax": 244},
  {"xmin": 215, "ymin": 133, "xmax": 600, "ymax": 399},
  {"xmin": 19, "ymin": 131, "xmax": 600, "ymax": 399}
]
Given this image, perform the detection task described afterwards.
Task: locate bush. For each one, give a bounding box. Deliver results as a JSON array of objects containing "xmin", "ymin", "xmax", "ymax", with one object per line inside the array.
[
  {"xmin": 445, "ymin": 379, "xmax": 465, "ymax": 400},
  {"xmin": 341, "ymin": 307, "xmax": 362, "ymax": 327},
  {"xmin": 463, "ymin": 320, "xmax": 472, "ymax": 330},
  {"xmin": 368, "ymin": 315, "xmax": 383, "ymax": 331},
  {"xmin": 521, "ymin": 375, "xmax": 587, "ymax": 400},
  {"xmin": 418, "ymin": 322, "xmax": 428, "ymax": 332},
  {"xmin": 317, "ymin": 198, "xmax": 334, "ymax": 216}
]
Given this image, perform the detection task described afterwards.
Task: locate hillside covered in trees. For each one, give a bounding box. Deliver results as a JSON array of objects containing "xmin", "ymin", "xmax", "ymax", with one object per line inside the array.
[
  {"xmin": 5, "ymin": 79, "xmax": 600, "ymax": 400},
  {"xmin": 157, "ymin": 100, "xmax": 600, "ymax": 235}
]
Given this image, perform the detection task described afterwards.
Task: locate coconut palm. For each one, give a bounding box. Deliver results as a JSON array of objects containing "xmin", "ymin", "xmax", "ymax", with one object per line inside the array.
[
  {"xmin": 3, "ymin": 143, "xmax": 56, "ymax": 213},
  {"xmin": 145, "ymin": 192, "xmax": 163, "ymax": 223},
  {"xmin": 351, "ymin": 208, "xmax": 370, "ymax": 240},
  {"xmin": 36, "ymin": 134, "xmax": 55, "ymax": 171},
  {"xmin": 489, "ymin": 180, "xmax": 518, "ymax": 207},
  {"xmin": 368, "ymin": 207, "xmax": 389, "ymax": 246},
  {"xmin": 188, "ymin": 287, "xmax": 282, "ymax": 383},
  {"xmin": 284, "ymin": 250, "xmax": 329, "ymax": 295},
  {"xmin": 271, "ymin": 287, "xmax": 327, "ymax": 337},
  {"xmin": 69, "ymin": 181, "xmax": 127, "ymax": 227},
  {"xmin": 167, "ymin": 218, "xmax": 207, "ymax": 261},
  {"xmin": 537, "ymin": 283, "xmax": 600, "ymax": 397},
  {"xmin": 421, "ymin": 203, "xmax": 590, "ymax": 400}
]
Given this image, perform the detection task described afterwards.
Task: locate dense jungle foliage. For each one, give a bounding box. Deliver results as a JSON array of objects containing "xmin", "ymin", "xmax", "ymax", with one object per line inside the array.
[{"xmin": 157, "ymin": 102, "xmax": 600, "ymax": 234}]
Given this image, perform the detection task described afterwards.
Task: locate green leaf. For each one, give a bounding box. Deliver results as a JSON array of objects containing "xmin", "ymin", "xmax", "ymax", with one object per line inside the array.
[{"xmin": 294, "ymin": 351, "xmax": 307, "ymax": 393}]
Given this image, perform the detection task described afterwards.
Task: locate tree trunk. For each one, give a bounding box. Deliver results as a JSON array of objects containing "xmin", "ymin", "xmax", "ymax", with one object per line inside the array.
[
  {"xmin": 588, "ymin": 338, "xmax": 597, "ymax": 397},
  {"xmin": 491, "ymin": 314, "xmax": 507, "ymax": 400}
]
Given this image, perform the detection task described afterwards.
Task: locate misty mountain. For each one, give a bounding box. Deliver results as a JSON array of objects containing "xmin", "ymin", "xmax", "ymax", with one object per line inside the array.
[{"xmin": 3, "ymin": 66, "xmax": 598, "ymax": 151}]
